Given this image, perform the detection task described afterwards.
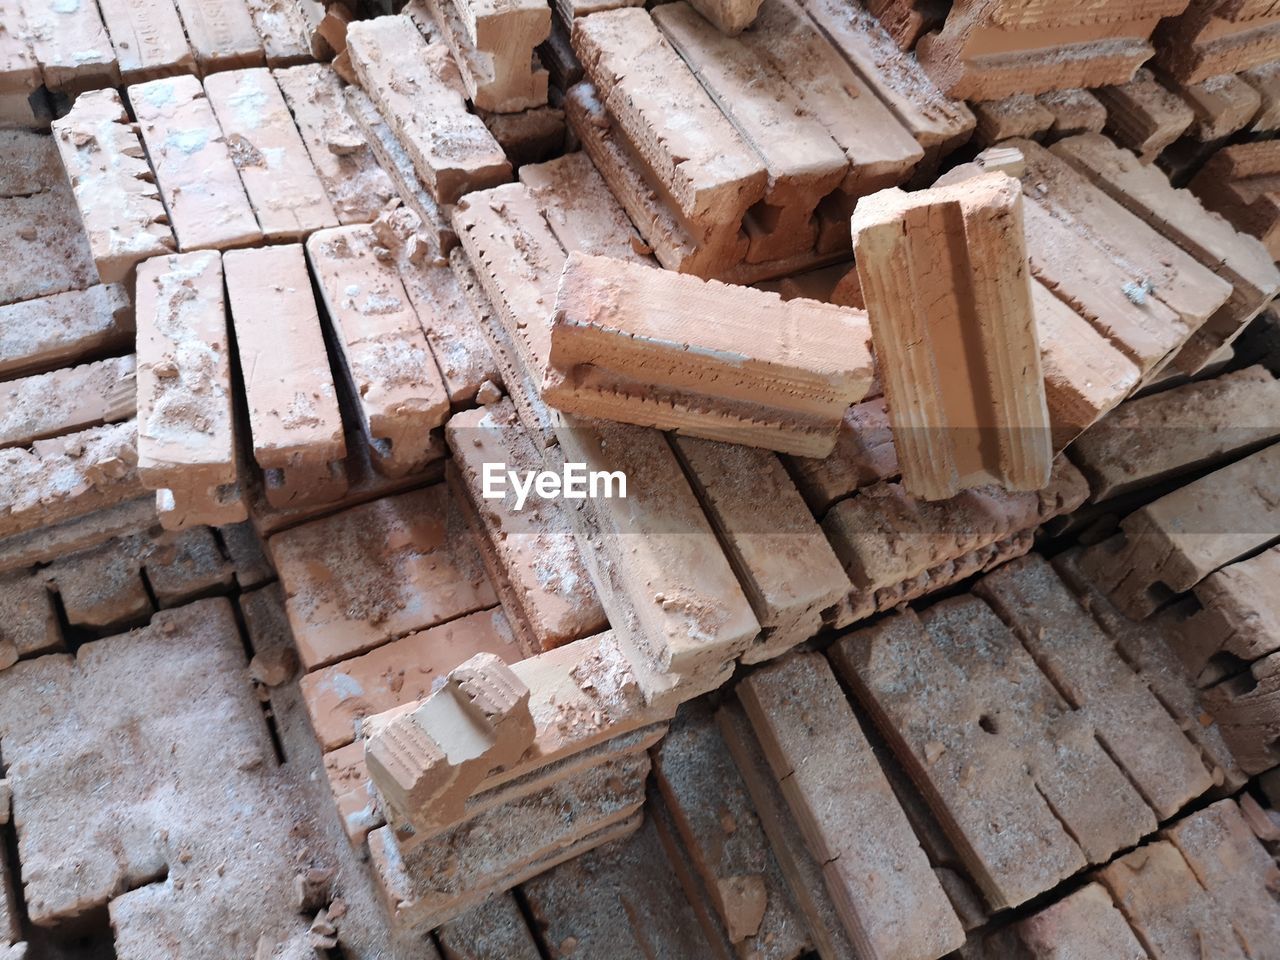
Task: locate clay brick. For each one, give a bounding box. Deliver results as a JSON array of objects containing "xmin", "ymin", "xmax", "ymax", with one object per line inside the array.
[
  {"xmin": 796, "ymin": 0, "xmax": 975, "ymax": 162},
  {"xmin": 972, "ymin": 94, "xmax": 1056, "ymax": 145},
  {"xmin": 244, "ymin": 0, "xmax": 314, "ymax": 66},
  {"xmin": 689, "ymin": 0, "xmax": 763, "ymax": 33},
  {"xmin": 1096, "ymin": 69, "xmax": 1195, "ymax": 160},
  {"xmin": 0, "ymin": 828, "xmax": 14, "ymax": 945},
  {"xmin": 370, "ymin": 751, "xmax": 648, "ymax": 934},
  {"xmin": 301, "ymin": 607, "xmax": 518, "ymax": 751},
  {"xmin": 671, "ymin": 436, "xmax": 848, "ymax": 663},
  {"xmin": 325, "ymin": 740, "xmax": 384, "ymax": 844},
  {"xmin": 97, "ymin": 0, "xmax": 193, "ymax": 83},
  {"xmin": 0, "ymin": 572, "xmax": 60, "ymax": 668},
  {"xmin": 1202, "ymin": 650, "xmax": 1280, "ymax": 774},
  {"xmin": 136, "ymin": 250, "xmax": 246, "ymax": 530},
  {"xmin": 52, "ymin": 88, "xmax": 176, "ymax": 285},
  {"xmin": 418, "ymin": 0, "xmax": 549, "ymax": 113},
  {"xmin": 1009, "ymin": 883, "xmax": 1149, "ymax": 960},
  {"xmin": 739, "ymin": 653, "xmax": 964, "ymax": 960},
  {"xmin": 0, "ymin": 1, "xmax": 43, "ymax": 128},
  {"xmin": 144, "ymin": 526, "xmax": 236, "ymax": 607},
  {"xmin": 1070, "ymin": 365, "xmax": 1280, "ymax": 502},
  {"xmin": 654, "ymin": 704, "xmax": 815, "ymax": 957},
  {"xmin": 1190, "ymin": 140, "xmax": 1280, "ymax": 259},
  {"xmin": 224, "ymin": 243, "xmax": 348, "ymax": 509},
  {"xmin": 1182, "ymin": 72, "xmax": 1264, "ymax": 140},
  {"xmin": 483, "ymin": 105, "xmax": 565, "ymax": 168},
  {"xmin": 171, "ymin": 0, "xmax": 265, "ymax": 73},
  {"xmin": 544, "ymin": 252, "xmax": 874, "ymax": 457},
  {"xmin": 130, "ymin": 75, "xmax": 263, "ymax": 252},
  {"xmin": 346, "ymin": 17, "xmax": 511, "ymax": 205},
  {"xmin": 204, "ymin": 68, "xmax": 338, "ymax": 241},
  {"xmin": 0, "ymin": 356, "xmax": 135, "ymax": 451},
  {"xmin": 520, "ymin": 815, "xmax": 716, "ymax": 960},
  {"xmin": 785, "ymin": 397, "xmax": 899, "ymax": 515},
  {"xmin": 447, "ymin": 403, "xmax": 606, "ymax": 654},
  {"xmin": 436, "ymin": 893, "xmax": 542, "ymax": 960},
  {"xmin": 1036, "ymin": 88, "xmax": 1109, "ymax": 137},
  {"xmin": 307, "ymin": 225, "xmax": 449, "ymax": 476},
  {"xmin": 1174, "ymin": 545, "xmax": 1280, "ymax": 686},
  {"xmin": 1241, "ymin": 59, "xmax": 1280, "ymax": 131},
  {"xmin": 716, "ymin": 702, "xmax": 859, "ymax": 960},
  {"xmin": 973, "ymin": 554, "xmax": 1214, "ymax": 819},
  {"xmin": 1053, "ymin": 547, "xmax": 1247, "ymax": 793},
  {"xmin": 0, "ymin": 187, "xmax": 99, "ymax": 308},
  {"xmin": 854, "ymin": 172, "xmax": 1052, "ymax": 500},
  {"xmin": 653, "ymin": 1, "xmax": 847, "ymax": 264},
  {"xmin": 0, "ymin": 421, "xmax": 142, "ymax": 542},
  {"xmin": 572, "ymin": 7, "xmax": 767, "ymax": 264},
  {"xmin": 46, "ymin": 539, "xmax": 152, "ymax": 631},
  {"xmin": 343, "ymin": 86, "xmax": 456, "ymax": 251},
  {"xmin": 270, "ymin": 484, "xmax": 496, "ymax": 670},
  {"xmin": 1053, "ymin": 133, "xmax": 1280, "ymax": 374},
  {"xmin": 1080, "ymin": 442, "xmax": 1280, "ymax": 619},
  {"xmin": 0, "ymin": 285, "xmax": 130, "ymax": 380},
  {"xmin": 19, "ymin": 0, "xmax": 118, "ymax": 92},
  {"xmin": 275, "ymin": 63, "xmax": 397, "ymax": 225},
  {"xmin": 1154, "ymin": 2, "xmax": 1280, "ymax": 83},
  {"xmin": 833, "ymin": 596, "xmax": 1155, "ymax": 911}
]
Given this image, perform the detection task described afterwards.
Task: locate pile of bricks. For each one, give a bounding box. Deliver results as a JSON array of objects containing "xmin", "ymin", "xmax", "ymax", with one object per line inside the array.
[{"xmin": 1, "ymin": 0, "xmax": 1278, "ymax": 957}]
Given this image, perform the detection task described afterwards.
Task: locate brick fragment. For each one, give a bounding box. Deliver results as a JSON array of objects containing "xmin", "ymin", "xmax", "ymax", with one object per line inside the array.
[
  {"xmin": 308, "ymin": 225, "xmax": 449, "ymax": 476},
  {"xmin": 275, "ymin": 63, "xmax": 397, "ymax": 224},
  {"xmin": 0, "ymin": 356, "xmax": 135, "ymax": 451},
  {"xmin": 19, "ymin": 0, "xmax": 118, "ymax": 92},
  {"xmin": 346, "ymin": 17, "xmax": 511, "ymax": 205},
  {"xmin": 97, "ymin": 0, "xmax": 193, "ymax": 83},
  {"xmin": 270, "ymin": 485, "xmax": 496, "ymax": 670},
  {"xmin": 1070, "ymin": 365, "xmax": 1280, "ymax": 502},
  {"xmin": 224, "ymin": 244, "xmax": 347, "ymax": 509},
  {"xmin": 447, "ymin": 402, "xmax": 606, "ymax": 654},
  {"xmin": 418, "ymin": 0, "xmax": 549, "ymax": 113},
  {"xmin": 204, "ymin": 68, "xmax": 338, "ymax": 241},
  {"xmin": 52, "ymin": 88, "xmax": 176, "ymax": 285},
  {"xmin": 131, "ymin": 75, "xmax": 263, "ymax": 252},
  {"xmin": 740, "ymin": 653, "xmax": 964, "ymax": 960},
  {"xmin": 136, "ymin": 250, "xmax": 246, "ymax": 530},
  {"xmin": 545, "ymin": 252, "xmax": 874, "ymax": 457},
  {"xmin": 170, "ymin": 0, "xmax": 265, "ymax": 73}
]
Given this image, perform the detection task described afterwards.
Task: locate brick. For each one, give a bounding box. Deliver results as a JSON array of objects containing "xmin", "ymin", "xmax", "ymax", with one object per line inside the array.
[
  {"xmin": 0, "ymin": 1, "xmax": 43, "ymax": 127},
  {"xmin": 447, "ymin": 403, "xmax": 606, "ymax": 654},
  {"xmin": 130, "ymin": 75, "xmax": 263, "ymax": 252},
  {"xmin": 300, "ymin": 607, "xmax": 518, "ymax": 751},
  {"xmin": 1190, "ymin": 140, "xmax": 1280, "ymax": 259},
  {"xmin": 170, "ymin": 0, "xmax": 265, "ymax": 72},
  {"xmin": 653, "ymin": 1, "xmax": 847, "ymax": 264},
  {"xmin": 143, "ymin": 526, "xmax": 235, "ymax": 607},
  {"xmin": 482, "ymin": 105, "xmax": 565, "ymax": 168},
  {"xmin": 671, "ymin": 436, "xmax": 848, "ymax": 663},
  {"xmin": 46, "ymin": 539, "xmax": 152, "ymax": 631},
  {"xmin": 97, "ymin": 0, "xmax": 193, "ymax": 83},
  {"xmin": 798, "ymin": 0, "xmax": 975, "ymax": 164},
  {"xmin": 1175, "ymin": 545, "xmax": 1280, "ymax": 686},
  {"xmin": 1154, "ymin": 2, "xmax": 1280, "ymax": 83},
  {"xmin": 1009, "ymin": 883, "xmax": 1149, "ymax": 960},
  {"xmin": 325, "ymin": 740, "xmax": 384, "ymax": 844},
  {"xmin": 1080, "ymin": 442, "xmax": 1280, "ymax": 619},
  {"xmin": 973, "ymin": 554, "xmax": 1214, "ymax": 819},
  {"xmin": 853, "ymin": 172, "xmax": 1051, "ymax": 500},
  {"xmin": 0, "ymin": 421, "xmax": 142, "ymax": 541},
  {"xmin": 0, "ymin": 284, "xmax": 130, "ymax": 379},
  {"xmin": 224, "ymin": 244, "xmax": 348, "ymax": 509},
  {"xmin": 436, "ymin": 893, "xmax": 542, "ymax": 960},
  {"xmin": 1036, "ymin": 88, "xmax": 1108, "ymax": 137},
  {"xmin": 1096, "ymin": 69, "xmax": 1195, "ymax": 159},
  {"xmin": 739, "ymin": 653, "xmax": 964, "ymax": 960},
  {"xmin": 243, "ymin": 0, "xmax": 314, "ymax": 66},
  {"xmin": 1070, "ymin": 366, "xmax": 1280, "ymax": 502},
  {"xmin": 833, "ymin": 596, "xmax": 1155, "ymax": 911},
  {"xmin": 545, "ymin": 252, "xmax": 874, "ymax": 457},
  {"xmin": 274, "ymin": 63, "xmax": 398, "ymax": 225},
  {"xmin": 1054, "ymin": 134, "xmax": 1280, "ymax": 375},
  {"xmin": 520, "ymin": 815, "xmax": 716, "ymax": 960},
  {"xmin": 0, "ymin": 572, "xmax": 60, "ymax": 667},
  {"xmin": 1241, "ymin": 59, "xmax": 1280, "ymax": 131},
  {"xmin": 715, "ymin": 702, "xmax": 859, "ymax": 960},
  {"xmin": 307, "ymin": 225, "xmax": 449, "ymax": 476},
  {"xmin": 419, "ymin": 0, "xmax": 549, "ymax": 113},
  {"xmin": 519, "ymin": 152, "xmax": 651, "ymax": 266},
  {"xmin": 573, "ymin": 7, "xmax": 767, "ymax": 266},
  {"xmin": 52, "ymin": 89, "xmax": 176, "ymax": 285},
  {"xmin": 204, "ymin": 68, "xmax": 338, "ymax": 241},
  {"xmin": 136, "ymin": 250, "xmax": 246, "ymax": 530},
  {"xmin": 346, "ymin": 17, "xmax": 510, "ymax": 205},
  {"xmin": 972, "ymin": 93, "xmax": 1056, "ymax": 145},
  {"xmin": 370, "ymin": 752, "xmax": 648, "ymax": 934},
  {"xmin": 1183, "ymin": 72, "xmax": 1264, "ymax": 140},
  {"xmin": 270, "ymin": 485, "xmax": 496, "ymax": 670},
  {"xmin": 1202, "ymin": 649, "xmax": 1280, "ymax": 774},
  {"xmin": 0, "ymin": 187, "xmax": 98, "ymax": 308},
  {"xmin": 785, "ymin": 397, "xmax": 899, "ymax": 515},
  {"xmin": 19, "ymin": 0, "xmax": 118, "ymax": 92},
  {"xmin": 654, "ymin": 704, "xmax": 813, "ymax": 957},
  {"xmin": 0, "ymin": 356, "xmax": 135, "ymax": 451},
  {"xmin": 688, "ymin": 0, "xmax": 762, "ymax": 33}
]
